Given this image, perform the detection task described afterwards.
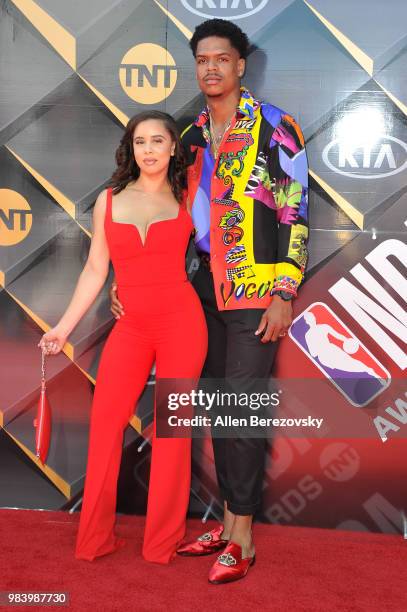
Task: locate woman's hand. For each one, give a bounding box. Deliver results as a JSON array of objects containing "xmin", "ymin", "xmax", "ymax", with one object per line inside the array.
[{"xmin": 38, "ymin": 327, "xmax": 68, "ymax": 355}]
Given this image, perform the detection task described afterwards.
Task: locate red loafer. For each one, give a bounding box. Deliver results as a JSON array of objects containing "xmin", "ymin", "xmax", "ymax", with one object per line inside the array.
[
  {"xmin": 208, "ymin": 542, "xmax": 255, "ymax": 584},
  {"xmin": 177, "ymin": 525, "xmax": 228, "ymax": 556}
]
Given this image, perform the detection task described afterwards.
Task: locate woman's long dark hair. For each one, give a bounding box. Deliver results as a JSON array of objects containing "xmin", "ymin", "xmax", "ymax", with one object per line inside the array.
[{"xmin": 109, "ymin": 111, "xmax": 186, "ymax": 203}]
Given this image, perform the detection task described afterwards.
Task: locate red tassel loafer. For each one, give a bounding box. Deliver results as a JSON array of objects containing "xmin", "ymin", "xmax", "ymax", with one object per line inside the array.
[
  {"xmin": 208, "ymin": 542, "xmax": 255, "ymax": 584},
  {"xmin": 177, "ymin": 525, "xmax": 228, "ymax": 556}
]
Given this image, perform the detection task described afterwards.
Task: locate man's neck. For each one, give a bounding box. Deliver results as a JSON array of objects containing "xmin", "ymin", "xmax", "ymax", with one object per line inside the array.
[{"xmin": 206, "ymin": 87, "xmax": 241, "ymax": 126}]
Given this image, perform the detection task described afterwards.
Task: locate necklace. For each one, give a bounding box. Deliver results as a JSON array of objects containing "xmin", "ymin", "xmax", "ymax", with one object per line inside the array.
[{"xmin": 209, "ymin": 114, "xmax": 233, "ymax": 159}]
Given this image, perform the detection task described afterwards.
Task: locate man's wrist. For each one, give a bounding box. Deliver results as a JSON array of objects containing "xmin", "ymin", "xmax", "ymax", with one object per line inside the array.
[{"xmin": 272, "ymin": 290, "xmax": 295, "ymax": 302}]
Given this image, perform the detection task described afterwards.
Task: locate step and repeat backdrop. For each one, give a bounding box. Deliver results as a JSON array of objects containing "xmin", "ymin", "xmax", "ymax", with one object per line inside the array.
[{"xmin": 0, "ymin": 0, "xmax": 406, "ymax": 533}]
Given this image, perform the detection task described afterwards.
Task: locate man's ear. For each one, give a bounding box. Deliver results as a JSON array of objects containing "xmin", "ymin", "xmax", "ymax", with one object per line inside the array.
[{"xmin": 237, "ymin": 58, "xmax": 246, "ymax": 78}]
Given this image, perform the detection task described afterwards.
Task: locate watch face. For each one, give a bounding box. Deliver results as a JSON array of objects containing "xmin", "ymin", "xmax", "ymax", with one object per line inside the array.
[{"xmin": 275, "ymin": 290, "xmax": 294, "ymax": 301}]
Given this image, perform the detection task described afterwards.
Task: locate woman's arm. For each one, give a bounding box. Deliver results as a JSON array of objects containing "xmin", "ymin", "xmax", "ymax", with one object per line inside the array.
[{"xmin": 39, "ymin": 190, "xmax": 110, "ymax": 354}]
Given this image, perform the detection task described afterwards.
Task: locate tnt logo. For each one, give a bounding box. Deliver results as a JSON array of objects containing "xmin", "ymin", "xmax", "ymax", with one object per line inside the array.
[
  {"xmin": 119, "ymin": 44, "xmax": 177, "ymax": 104},
  {"xmin": 289, "ymin": 302, "xmax": 391, "ymax": 407},
  {"xmin": 319, "ymin": 443, "xmax": 360, "ymax": 482},
  {"xmin": 0, "ymin": 189, "xmax": 32, "ymax": 246}
]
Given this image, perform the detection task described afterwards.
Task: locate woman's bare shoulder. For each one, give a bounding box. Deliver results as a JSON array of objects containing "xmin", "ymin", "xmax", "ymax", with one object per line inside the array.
[
  {"xmin": 95, "ymin": 188, "xmax": 110, "ymax": 207},
  {"xmin": 92, "ymin": 189, "xmax": 110, "ymax": 219}
]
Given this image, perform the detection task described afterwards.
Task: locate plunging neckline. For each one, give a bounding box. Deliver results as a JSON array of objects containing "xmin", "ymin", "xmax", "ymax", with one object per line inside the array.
[{"xmin": 111, "ymin": 204, "xmax": 181, "ymax": 248}]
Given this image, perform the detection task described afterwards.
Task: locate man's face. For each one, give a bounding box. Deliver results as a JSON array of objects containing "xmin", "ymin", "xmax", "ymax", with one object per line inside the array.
[{"xmin": 195, "ymin": 36, "xmax": 245, "ymax": 98}]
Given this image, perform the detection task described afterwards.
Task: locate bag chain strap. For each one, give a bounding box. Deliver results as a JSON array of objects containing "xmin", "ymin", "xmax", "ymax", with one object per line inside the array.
[{"xmin": 41, "ymin": 350, "xmax": 46, "ymax": 394}]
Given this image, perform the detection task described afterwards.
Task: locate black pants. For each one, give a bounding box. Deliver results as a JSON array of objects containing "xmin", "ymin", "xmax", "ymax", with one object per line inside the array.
[{"xmin": 192, "ymin": 263, "xmax": 278, "ymax": 516}]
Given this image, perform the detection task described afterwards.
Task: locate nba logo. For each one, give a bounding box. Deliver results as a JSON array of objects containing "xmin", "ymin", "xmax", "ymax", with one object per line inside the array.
[{"xmin": 289, "ymin": 302, "xmax": 391, "ymax": 407}]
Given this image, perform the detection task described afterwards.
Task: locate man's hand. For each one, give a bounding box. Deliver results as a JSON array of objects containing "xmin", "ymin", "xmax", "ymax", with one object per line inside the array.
[
  {"xmin": 110, "ymin": 281, "xmax": 125, "ymax": 319},
  {"xmin": 255, "ymin": 295, "xmax": 293, "ymax": 343}
]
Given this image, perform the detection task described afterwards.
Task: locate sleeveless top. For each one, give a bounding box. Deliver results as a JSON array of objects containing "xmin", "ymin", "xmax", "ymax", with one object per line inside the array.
[{"xmin": 104, "ymin": 187, "xmax": 193, "ymax": 287}]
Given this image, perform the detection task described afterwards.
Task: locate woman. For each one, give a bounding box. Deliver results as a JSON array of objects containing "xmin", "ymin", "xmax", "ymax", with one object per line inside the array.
[{"xmin": 38, "ymin": 111, "xmax": 208, "ymax": 564}]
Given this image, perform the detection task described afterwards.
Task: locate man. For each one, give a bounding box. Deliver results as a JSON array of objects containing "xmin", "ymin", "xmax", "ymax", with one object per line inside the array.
[{"xmin": 111, "ymin": 19, "xmax": 309, "ymax": 584}]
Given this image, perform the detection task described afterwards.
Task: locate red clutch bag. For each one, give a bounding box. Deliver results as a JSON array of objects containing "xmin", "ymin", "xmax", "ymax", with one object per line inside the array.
[{"xmin": 33, "ymin": 350, "xmax": 52, "ymax": 464}]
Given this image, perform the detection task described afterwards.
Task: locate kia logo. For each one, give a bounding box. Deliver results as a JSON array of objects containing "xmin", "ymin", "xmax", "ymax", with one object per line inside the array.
[
  {"xmin": 322, "ymin": 135, "xmax": 407, "ymax": 179},
  {"xmin": 181, "ymin": 0, "xmax": 269, "ymax": 20}
]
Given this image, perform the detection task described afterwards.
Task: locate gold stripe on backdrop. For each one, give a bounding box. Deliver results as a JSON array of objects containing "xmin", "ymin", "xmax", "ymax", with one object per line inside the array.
[
  {"xmin": 11, "ymin": 0, "xmax": 76, "ymax": 69},
  {"xmin": 303, "ymin": 0, "xmax": 374, "ymax": 76}
]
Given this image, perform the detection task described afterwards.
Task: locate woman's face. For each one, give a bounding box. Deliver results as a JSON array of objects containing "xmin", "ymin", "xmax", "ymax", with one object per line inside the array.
[{"xmin": 132, "ymin": 119, "xmax": 175, "ymax": 176}]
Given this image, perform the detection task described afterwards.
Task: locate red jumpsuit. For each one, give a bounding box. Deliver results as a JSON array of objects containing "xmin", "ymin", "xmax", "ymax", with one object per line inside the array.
[{"xmin": 75, "ymin": 187, "xmax": 207, "ymax": 564}]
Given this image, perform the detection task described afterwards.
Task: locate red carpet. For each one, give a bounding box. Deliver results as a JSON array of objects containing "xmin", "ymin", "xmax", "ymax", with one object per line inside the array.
[{"xmin": 0, "ymin": 509, "xmax": 406, "ymax": 611}]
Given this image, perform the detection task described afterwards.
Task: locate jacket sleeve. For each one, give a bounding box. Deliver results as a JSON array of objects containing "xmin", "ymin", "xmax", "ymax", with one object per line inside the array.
[{"xmin": 268, "ymin": 113, "xmax": 309, "ymax": 297}]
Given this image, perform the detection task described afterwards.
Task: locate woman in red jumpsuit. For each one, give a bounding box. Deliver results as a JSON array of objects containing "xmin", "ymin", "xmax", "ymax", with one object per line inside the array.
[{"xmin": 39, "ymin": 111, "xmax": 208, "ymax": 564}]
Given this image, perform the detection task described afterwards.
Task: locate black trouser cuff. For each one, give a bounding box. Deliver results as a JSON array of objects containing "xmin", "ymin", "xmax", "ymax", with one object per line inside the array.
[{"xmin": 226, "ymin": 499, "xmax": 261, "ymax": 516}]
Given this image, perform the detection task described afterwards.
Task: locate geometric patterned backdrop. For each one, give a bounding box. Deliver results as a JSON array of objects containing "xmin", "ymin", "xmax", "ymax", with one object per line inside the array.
[{"xmin": 0, "ymin": 0, "xmax": 406, "ymax": 533}]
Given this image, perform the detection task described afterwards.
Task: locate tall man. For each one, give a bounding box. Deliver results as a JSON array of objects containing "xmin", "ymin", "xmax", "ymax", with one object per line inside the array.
[{"xmin": 111, "ymin": 19, "xmax": 309, "ymax": 584}]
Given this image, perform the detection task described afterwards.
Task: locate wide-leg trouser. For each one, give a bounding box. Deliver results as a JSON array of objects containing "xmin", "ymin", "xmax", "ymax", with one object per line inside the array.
[{"xmin": 75, "ymin": 281, "xmax": 207, "ymax": 563}]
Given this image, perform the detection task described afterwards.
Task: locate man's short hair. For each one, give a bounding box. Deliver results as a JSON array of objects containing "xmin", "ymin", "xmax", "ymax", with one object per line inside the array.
[{"xmin": 189, "ymin": 18, "xmax": 250, "ymax": 59}]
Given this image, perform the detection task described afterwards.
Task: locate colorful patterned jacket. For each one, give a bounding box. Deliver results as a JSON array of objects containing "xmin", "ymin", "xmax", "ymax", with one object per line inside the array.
[{"xmin": 182, "ymin": 87, "xmax": 309, "ymax": 311}]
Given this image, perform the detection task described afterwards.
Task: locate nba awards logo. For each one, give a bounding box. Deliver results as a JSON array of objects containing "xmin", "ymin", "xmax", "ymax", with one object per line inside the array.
[
  {"xmin": 289, "ymin": 302, "xmax": 391, "ymax": 407},
  {"xmin": 181, "ymin": 0, "xmax": 269, "ymax": 19},
  {"xmin": 119, "ymin": 44, "xmax": 177, "ymax": 104},
  {"xmin": 0, "ymin": 189, "xmax": 32, "ymax": 246}
]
